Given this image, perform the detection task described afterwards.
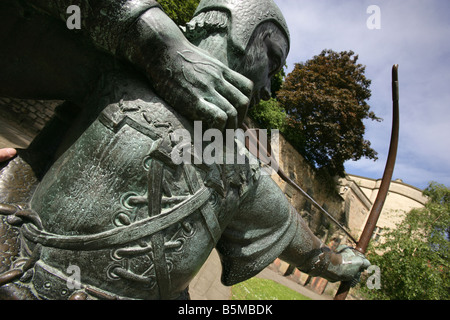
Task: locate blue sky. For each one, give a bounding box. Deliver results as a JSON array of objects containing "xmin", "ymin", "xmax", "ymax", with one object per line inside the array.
[{"xmin": 274, "ymin": 0, "xmax": 450, "ymax": 190}]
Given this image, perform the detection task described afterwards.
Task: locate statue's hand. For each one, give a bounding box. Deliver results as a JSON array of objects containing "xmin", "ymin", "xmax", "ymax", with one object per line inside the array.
[
  {"xmin": 150, "ymin": 41, "xmax": 254, "ymax": 131},
  {"xmin": 325, "ymin": 246, "xmax": 371, "ymax": 286},
  {"xmin": 121, "ymin": 8, "xmax": 253, "ymax": 131}
]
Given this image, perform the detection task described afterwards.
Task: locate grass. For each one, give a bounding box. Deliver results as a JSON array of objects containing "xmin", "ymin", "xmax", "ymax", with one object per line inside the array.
[{"xmin": 231, "ymin": 278, "xmax": 312, "ymax": 300}]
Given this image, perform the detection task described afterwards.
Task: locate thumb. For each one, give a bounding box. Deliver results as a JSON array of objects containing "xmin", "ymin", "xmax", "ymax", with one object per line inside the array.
[{"xmin": 0, "ymin": 148, "xmax": 17, "ymax": 162}]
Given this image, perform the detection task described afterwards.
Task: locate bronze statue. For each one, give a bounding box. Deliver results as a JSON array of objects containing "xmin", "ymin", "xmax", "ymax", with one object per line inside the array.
[{"xmin": 0, "ymin": 0, "xmax": 370, "ymax": 300}]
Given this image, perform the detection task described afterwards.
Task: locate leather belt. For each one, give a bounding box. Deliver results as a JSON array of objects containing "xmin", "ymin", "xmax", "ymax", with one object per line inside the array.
[{"xmin": 22, "ymin": 186, "xmax": 212, "ymax": 251}]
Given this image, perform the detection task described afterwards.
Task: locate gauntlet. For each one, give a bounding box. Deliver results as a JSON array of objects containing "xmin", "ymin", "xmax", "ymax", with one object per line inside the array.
[{"xmin": 300, "ymin": 245, "xmax": 371, "ymax": 286}]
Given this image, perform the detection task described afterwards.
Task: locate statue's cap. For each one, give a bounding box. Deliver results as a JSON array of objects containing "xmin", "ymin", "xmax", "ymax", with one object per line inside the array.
[{"xmin": 194, "ymin": 0, "xmax": 290, "ymax": 53}]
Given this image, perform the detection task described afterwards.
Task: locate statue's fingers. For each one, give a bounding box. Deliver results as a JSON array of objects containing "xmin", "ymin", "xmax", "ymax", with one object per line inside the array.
[
  {"xmin": 205, "ymin": 93, "xmax": 238, "ymax": 130},
  {"xmin": 362, "ymin": 258, "xmax": 372, "ymax": 270},
  {"xmin": 350, "ymin": 249, "xmax": 371, "ymax": 270},
  {"xmin": 214, "ymin": 82, "xmax": 250, "ymax": 128},
  {"xmin": 350, "ymin": 272, "xmax": 362, "ymax": 288},
  {"xmin": 352, "ymin": 256, "xmax": 371, "ymax": 272},
  {"xmin": 221, "ymin": 68, "xmax": 254, "ymax": 100},
  {"xmin": 0, "ymin": 203, "xmax": 18, "ymax": 215},
  {"xmin": 195, "ymin": 98, "xmax": 229, "ymax": 132}
]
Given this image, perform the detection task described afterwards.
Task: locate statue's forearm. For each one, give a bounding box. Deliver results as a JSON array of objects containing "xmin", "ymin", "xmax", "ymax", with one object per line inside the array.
[
  {"xmin": 280, "ymin": 209, "xmax": 370, "ymax": 283},
  {"xmin": 117, "ymin": 6, "xmax": 194, "ymax": 82},
  {"xmin": 279, "ymin": 212, "xmax": 343, "ymax": 281},
  {"xmin": 29, "ymin": 0, "xmax": 161, "ymax": 55}
]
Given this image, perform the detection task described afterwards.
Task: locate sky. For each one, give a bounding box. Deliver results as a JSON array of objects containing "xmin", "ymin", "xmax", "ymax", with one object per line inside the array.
[{"xmin": 273, "ymin": 0, "xmax": 450, "ymax": 190}]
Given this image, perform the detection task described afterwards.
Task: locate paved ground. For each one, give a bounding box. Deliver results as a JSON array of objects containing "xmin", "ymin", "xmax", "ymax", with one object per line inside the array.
[
  {"xmin": 0, "ymin": 116, "xmax": 34, "ymax": 149},
  {"xmin": 189, "ymin": 250, "xmax": 232, "ymax": 300},
  {"xmin": 189, "ymin": 250, "xmax": 331, "ymax": 301}
]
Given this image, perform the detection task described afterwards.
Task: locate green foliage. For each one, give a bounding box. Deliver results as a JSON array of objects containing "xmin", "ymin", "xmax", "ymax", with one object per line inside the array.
[
  {"xmin": 363, "ymin": 182, "xmax": 450, "ymax": 300},
  {"xmin": 157, "ymin": 0, "xmax": 201, "ymax": 26},
  {"xmin": 248, "ymin": 97, "xmax": 308, "ymax": 154},
  {"xmin": 231, "ymin": 278, "xmax": 311, "ymax": 300},
  {"xmin": 277, "ymin": 49, "xmax": 380, "ymax": 177},
  {"xmin": 248, "ymin": 98, "xmax": 287, "ymax": 132},
  {"xmin": 270, "ymin": 67, "xmax": 286, "ymax": 99}
]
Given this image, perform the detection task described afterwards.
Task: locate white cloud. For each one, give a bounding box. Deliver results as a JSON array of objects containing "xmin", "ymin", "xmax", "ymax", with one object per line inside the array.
[{"xmin": 275, "ymin": 0, "xmax": 450, "ymax": 190}]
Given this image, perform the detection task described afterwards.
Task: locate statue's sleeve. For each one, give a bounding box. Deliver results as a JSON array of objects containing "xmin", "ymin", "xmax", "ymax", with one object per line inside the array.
[
  {"xmin": 216, "ymin": 175, "xmax": 300, "ymax": 286},
  {"xmin": 28, "ymin": 0, "xmax": 161, "ymax": 54}
]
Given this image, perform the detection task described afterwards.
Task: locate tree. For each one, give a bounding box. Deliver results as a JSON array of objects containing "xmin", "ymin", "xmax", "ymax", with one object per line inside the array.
[
  {"xmin": 277, "ymin": 49, "xmax": 380, "ymax": 177},
  {"xmin": 248, "ymin": 98, "xmax": 287, "ymax": 134},
  {"xmin": 270, "ymin": 66, "xmax": 286, "ymax": 99},
  {"xmin": 157, "ymin": 0, "xmax": 201, "ymax": 26},
  {"xmin": 249, "ymin": 66, "xmax": 308, "ymax": 154},
  {"xmin": 248, "ymin": 98, "xmax": 307, "ymax": 156},
  {"xmin": 363, "ymin": 182, "xmax": 450, "ymax": 300}
]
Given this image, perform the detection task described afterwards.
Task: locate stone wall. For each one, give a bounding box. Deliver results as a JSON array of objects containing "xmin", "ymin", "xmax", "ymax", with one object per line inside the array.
[
  {"xmin": 0, "ymin": 97, "xmax": 61, "ymax": 137},
  {"xmin": 269, "ymin": 132, "xmax": 346, "ymax": 242},
  {"xmin": 339, "ymin": 175, "xmax": 427, "ymax": 241},
  {"xmin": 338, "ymin": 178, "xmax": 372, "ymax": 238}
]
